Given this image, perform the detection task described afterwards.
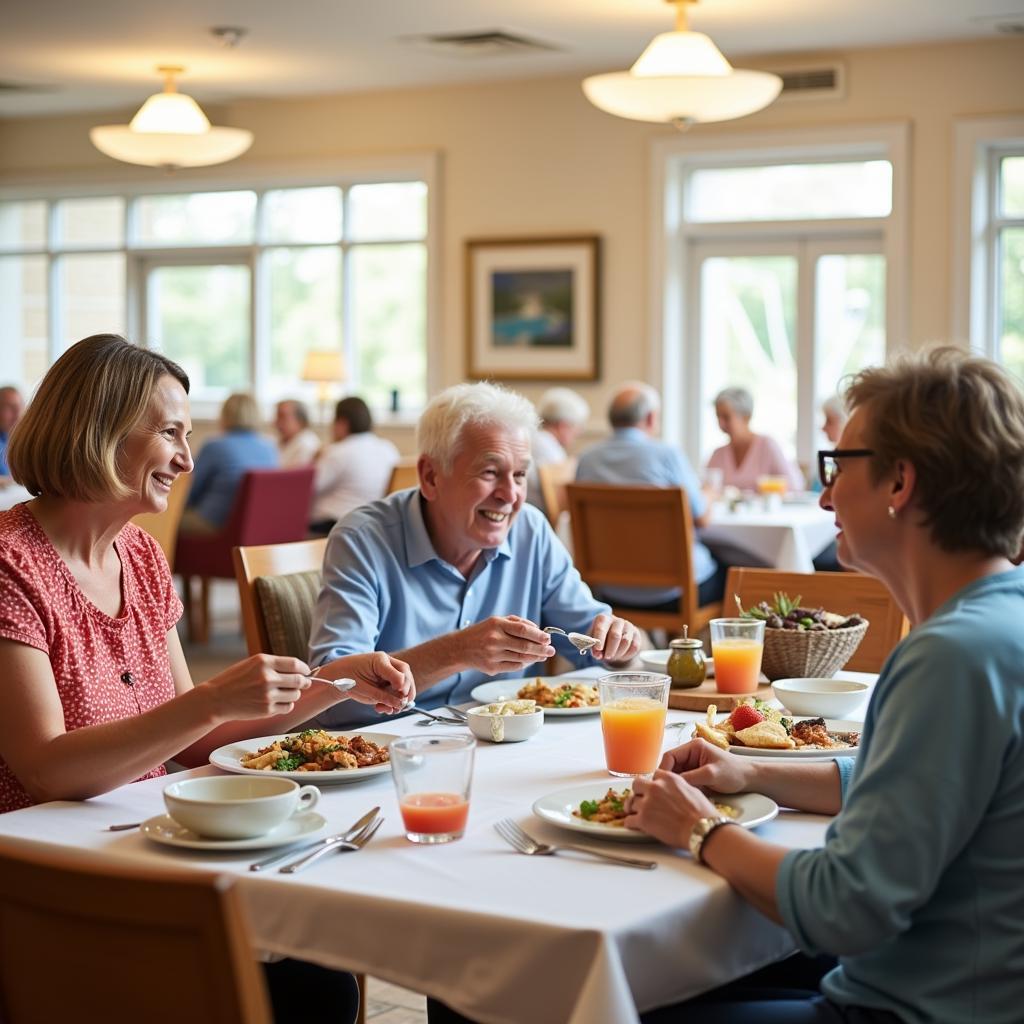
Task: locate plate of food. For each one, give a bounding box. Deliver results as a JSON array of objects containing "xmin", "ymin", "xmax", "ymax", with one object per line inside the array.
[
  {"xmin": 470, "ymin": 678, "xmax": 600, "ymax": 716},
  {"xmin": 691, "ymin": 699, "xmax": 862, "ymax": 758},
  {"xmin": 209, "ymin": 729, "xmax": 399, "ymax": 783},
  {"xmin": 532, "ymin": 784, "xmax": 778, "ymax": 843}
]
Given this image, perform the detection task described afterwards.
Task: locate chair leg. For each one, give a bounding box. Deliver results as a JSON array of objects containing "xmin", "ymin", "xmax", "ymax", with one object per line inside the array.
[
  {"xmin": 355, "ymin": 973, "xmax": 367, "ymax": 1024},
  {"xmin": 197, "ymin": 576, "xmax": 211, "ymax": 645}
]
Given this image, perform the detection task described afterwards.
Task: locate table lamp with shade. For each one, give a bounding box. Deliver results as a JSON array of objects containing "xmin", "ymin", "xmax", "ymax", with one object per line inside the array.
[{"xmin": 301, "ymin": 349, "xmax": 345, "ymax": 436}]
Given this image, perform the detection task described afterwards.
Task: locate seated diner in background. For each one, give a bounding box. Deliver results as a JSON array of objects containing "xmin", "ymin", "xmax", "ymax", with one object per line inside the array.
[
  {"xmin": 178, "ymin": 390, "xmax": 278, "ymax": 534},
  {"xmin": 0, "ymin": 335, "xmax": 414, "ymax": 1023},
  {"xmin": 707, "ymin": 386, "xmax": 805, "ymax": 493},
  {"xmin": 0, "ymin": 385, "xmax": 24, "ymax": 481},
  {"xmin": 525, "ymin": 386, "xmax": 589, "ymax": 519},
  {"xmin": 626, "ymin": 347, "xmax": 1024, "ymax": 1023},
  {"xmin": 274, "ymin": 397, "xmax": 321, "ymax": 468},
  {"xmin": 308, "ymin": 381, "xmax": 641, "ymax": 729},
  {"xmin": 576, "ymin": 380, "xmax": 727, "ymax": 606}
]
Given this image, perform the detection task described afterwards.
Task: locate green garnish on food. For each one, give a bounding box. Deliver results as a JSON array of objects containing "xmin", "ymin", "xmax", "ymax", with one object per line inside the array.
[
  {"xmin": 554, "ymin": 689, "xmax": 574, "ymax": 707},
  {"xmin": 274, "ymin": 755, "xmax": 303, "ymax": 772},
  {"xmin": 579, "ymin": 799, "xmax": 601, "ymax": 819}
]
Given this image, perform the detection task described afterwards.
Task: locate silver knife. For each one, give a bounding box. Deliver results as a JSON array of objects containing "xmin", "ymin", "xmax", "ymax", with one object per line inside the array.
[
  {"xmin": 248, "ymin": 805, "xmax": 380, "ymax": 872},
  {"xmin": 278, "ymin": 815, "xmax": 383, "ymax": 874}
]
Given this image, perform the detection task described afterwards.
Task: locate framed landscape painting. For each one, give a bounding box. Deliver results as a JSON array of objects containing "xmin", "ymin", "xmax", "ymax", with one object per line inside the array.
[{"xmin": 465, "ymin": 235, "xmax": 600, "ymax": 381}]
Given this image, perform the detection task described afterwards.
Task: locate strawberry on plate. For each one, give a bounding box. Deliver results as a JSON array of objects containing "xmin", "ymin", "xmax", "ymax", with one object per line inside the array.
[{"xmin": 729, "ymin": 704, "xmax": 765, "ymax": 732}]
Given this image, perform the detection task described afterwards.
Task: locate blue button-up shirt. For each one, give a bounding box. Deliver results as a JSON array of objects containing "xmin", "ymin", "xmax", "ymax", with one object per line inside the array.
[
  {"xmin": 308, "ymin": 489, "xmax": 611, "ymax": 727},
  {"xmin": 575, "ymin": 427, "xmax": 716, "ymax": 603},
  {"xmin": 0, "ymin": 430, "xmax": 10, "ymax": 476}
]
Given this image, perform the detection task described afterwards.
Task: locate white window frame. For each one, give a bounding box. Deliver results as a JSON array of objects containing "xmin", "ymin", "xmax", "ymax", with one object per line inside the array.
[
  {"xmin": 649, "ymin": 123, "xmax": 909, "ymax": 467},
  {"xmin": 952, "ymin": 116, "xmax": 1024, "ymax": 359},
  {"xmin": 0, "ymin": 153, "xmax": 442, "ymax": 421}
]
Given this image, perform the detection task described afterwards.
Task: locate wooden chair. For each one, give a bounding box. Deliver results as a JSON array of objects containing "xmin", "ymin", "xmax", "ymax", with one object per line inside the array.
[
  {"xmin": 724, "ymin": 567, "xmax": 909, "ymax": 673},
  {"xmin": 386, "ymin": 457, "xmax": 419, "ymax": 494},
  {"xmin": 232, "ymin": 539, "xmax": 367, "ymax": 1024},
  {"xmin": 536, "ymin": 458, "xmax": 576, "ymax": 529},
  {"xmin": 132, "ymin": 473, "xmax": 190, "ymax": 570},
  {"xmin": 233, "ymin": 538, "xmax": 327, "ymax": 657},
  {"xmin": 0, "ymin": 838, "xmax": 271, "ymax": 1024},
  {"xmin": 567, "ymin": 483, "xmax": 723, "ymax": 638},
  {"xmin": 175, "ymin": 467, "xmax": 316, "ymax": 644}
]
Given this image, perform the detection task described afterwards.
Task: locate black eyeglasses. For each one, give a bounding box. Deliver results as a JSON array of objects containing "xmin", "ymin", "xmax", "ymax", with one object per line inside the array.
[{"xmin": 818, "ymin": 448, "xmax": 875, "ymax": 488}]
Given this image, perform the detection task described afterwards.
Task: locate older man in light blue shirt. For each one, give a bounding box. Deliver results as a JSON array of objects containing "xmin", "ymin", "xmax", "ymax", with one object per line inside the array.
[
  {"xmin": 309, "ymin": 382, "xmax": 642, "ymax": 728},
  {"xmin": 575, "ymin": 382, "xmax": 724, "ymax": 607}
]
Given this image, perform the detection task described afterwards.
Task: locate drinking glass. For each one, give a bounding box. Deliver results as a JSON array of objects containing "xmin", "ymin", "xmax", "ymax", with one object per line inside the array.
[
  {"xmin": 598, "ymin": 672, "xmax": 670, "ymax": 778},
  {"xmin": 390, "ymin": 735, "xmax": 475, "ymax": 844},
  {"xmin": 710, "ymin": 618, "xmax": 765, "ymax": 694}
]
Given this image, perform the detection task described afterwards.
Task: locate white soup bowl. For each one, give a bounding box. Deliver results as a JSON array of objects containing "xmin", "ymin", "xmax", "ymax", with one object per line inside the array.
[{"xmin": 770, "ymin": 677, "xmax": 870, "ymax": 719}]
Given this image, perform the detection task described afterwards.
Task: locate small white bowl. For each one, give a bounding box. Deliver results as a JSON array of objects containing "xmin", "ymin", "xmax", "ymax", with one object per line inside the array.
[
  {"xmin": 466, "ymin": 705, "xmax": 544, "ymax": 743},
  {"xmin": 771, "ymin": 678, "xmax": 870, "ymax": 719},
  {"xmin": 638, "ymin": 649, "xmax": 670, "ymax": 673}
]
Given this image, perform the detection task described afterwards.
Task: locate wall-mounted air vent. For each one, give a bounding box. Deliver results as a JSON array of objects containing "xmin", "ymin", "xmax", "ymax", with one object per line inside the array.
[
  {"xmin": 769, "ymin": 62, "xmax": 846, "ymax": 103},
  {"xmin": 403, "ymin": 30, "xmax": 561, "ymax": 59}
]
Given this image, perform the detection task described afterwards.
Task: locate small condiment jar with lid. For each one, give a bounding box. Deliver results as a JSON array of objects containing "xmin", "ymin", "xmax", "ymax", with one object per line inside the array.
[{"xmin": 667, "ymin": 627, "xmax": 707, "ymax": 689}]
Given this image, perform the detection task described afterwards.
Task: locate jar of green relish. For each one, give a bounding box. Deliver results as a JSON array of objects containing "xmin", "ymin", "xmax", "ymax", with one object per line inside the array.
[{"xmin": 667, "ymin": 628, "xmax": 706, "ymax": 689}]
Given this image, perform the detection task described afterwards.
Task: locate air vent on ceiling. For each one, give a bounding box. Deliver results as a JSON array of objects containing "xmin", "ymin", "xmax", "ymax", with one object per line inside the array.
[
  {"xmin": 771, "ymin": 62, "xmax": 846, "ymax": 103},
  {"xmin": 404, "ymin": 30, "xmax": 561, "ymax": 59}
]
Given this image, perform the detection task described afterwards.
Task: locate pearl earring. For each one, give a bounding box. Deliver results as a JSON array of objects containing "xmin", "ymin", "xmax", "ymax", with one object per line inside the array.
[{"xmin": 887, "ymin": 505, "xmax": 896, "ymax": 519}]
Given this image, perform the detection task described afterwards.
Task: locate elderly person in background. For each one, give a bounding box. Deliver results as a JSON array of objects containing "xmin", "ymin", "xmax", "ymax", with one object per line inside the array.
[
  {"xmin": 821, "ymin": 394, "xmax": 847, "ymax": 445},
  {"xmin": 0, "ymin": 386, "xmax": 24, "ymax": 479},
  {"xmin": 0, "ymin": 335, "xmax": 414, "ymax": 1022},
  {"xmin": 274, "ymin": 398, "xmax": 320, "ymax": 468},
  {"xmin": 707, "ymin": 386, "xmax": 804, "ymax": 492},
  {"xmin": 179, "ymin": 391, "xmax": 278, "ymax": 534},
  {"xmin": 576, "ymin": 381, "xmax": 726, "ymax": 606},
  {"xmin": 309, "ymin": 381, "xmax": 641, "ymax": 729},
  {"xmin": 526, "ymin": 386, "xmax": 590, "ymax": 518},
  {"xmin": 628, "ymin": 348, "xmax": 1024, "ymax": 1024},
  {"xmin": 309, "ymin": 396, "xmax": 400, "ymax": 536}
]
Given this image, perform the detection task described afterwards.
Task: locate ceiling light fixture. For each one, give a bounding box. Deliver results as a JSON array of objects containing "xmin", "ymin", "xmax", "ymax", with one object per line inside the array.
[
  {"xmin": 90, "ymin": 65, "xmax": 253, "ymax": 169},
  {"xmin": 582, "ymin": 0, "xmax": 781, "ymax": 130}
]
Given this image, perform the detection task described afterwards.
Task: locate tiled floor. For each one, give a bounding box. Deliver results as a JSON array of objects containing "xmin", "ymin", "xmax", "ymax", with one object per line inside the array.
[{"xmin": 179, "ymin": 580, "xmax": 428, "ymax": 1024}]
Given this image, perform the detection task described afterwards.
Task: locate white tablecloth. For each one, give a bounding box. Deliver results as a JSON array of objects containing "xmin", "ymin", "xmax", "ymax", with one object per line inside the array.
[
  {"xmin": 700, "ymin": 500, "xmax": 836, "ymax": 573},
  {"xmin": 0, "ymin": 669, "xmax": 874, "ymax": 1024}
]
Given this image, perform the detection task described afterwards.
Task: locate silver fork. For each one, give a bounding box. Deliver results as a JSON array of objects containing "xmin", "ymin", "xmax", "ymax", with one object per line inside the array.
[
  {"xmin": 494, "ymin": 818, "xmax": 657, "ymax": 870},
  {"xmin": 278, "ymin": 815, "xmax": 383, "ymax": 874},
  {"xmin": 543, "ymin": 627, "xmax": 600, "ymax": 654},
  {"xmin": 249, "ymin": 805, "xmax": 380, "ymax": 872},
  {"xmin": 406, "ymin": 706, "xmax": 466, "ymax": 726}
]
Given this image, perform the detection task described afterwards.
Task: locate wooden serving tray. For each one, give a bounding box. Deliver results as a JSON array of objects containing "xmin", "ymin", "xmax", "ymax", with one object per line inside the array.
[{"xmin": 668, "ymin": 679, "xmax": 773, "ymax": 712}]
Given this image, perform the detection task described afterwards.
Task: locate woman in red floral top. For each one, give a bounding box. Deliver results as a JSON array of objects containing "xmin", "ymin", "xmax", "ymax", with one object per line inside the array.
[{"xmin": 0, "ymin": 334, "xmax": 413, "ymax": 814}]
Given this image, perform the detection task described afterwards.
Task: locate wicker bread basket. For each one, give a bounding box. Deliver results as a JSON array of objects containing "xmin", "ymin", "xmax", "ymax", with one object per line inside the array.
[{"xmin": 760, "ymin": 620, "xmax": 869, "ymax": 682}]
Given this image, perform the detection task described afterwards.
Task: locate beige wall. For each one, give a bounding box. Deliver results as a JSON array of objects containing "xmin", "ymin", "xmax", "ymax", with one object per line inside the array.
[{"xmin": 2, "ymin": 36, "xmax": 1023, "ymax": 453}]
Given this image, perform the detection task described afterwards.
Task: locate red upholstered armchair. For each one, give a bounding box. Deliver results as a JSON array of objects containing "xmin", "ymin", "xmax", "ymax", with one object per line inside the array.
[{"xmin": 175, "ymin": 467, "xmax": 315, "ymax": 643}]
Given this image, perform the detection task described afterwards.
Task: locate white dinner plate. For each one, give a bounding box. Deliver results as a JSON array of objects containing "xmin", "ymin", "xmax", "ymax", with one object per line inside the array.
[
  {"xmin": 723, "ymin": 718, "xmax": 862, "ymax": 759},
  {"xmin": 532, "ymin": 785, "xmax": 778, "ymax": 843},
  {"xmin": 639, "ymin": 649, "xmax": 715, "ymax": 678},
  {"xmin": 209, "ymin": 731, "xmax": 399, "ymax": 783},
  {"xmin": 470, "ymin": 679, "xmax": 600, "ymax": 716},
  {"xmin": 140, "ymin": 811, "xmax": 327, "ymax": 851}
]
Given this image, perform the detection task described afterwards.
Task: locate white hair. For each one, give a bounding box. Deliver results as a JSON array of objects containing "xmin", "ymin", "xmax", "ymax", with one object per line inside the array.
[
  {"xmin": 417, "ymin": 382, "xmax": 539, "ymax": 472},
  {"xmin": 714, "ymin": 386, "xmax": 754, "ymax": 420},
  {"xmin": 537, "ymin": 387, "xmax": 590, "ymax": 427}
]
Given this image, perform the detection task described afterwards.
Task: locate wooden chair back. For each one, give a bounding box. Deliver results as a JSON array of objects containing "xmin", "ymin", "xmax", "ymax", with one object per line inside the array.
[
  {"xmin": 387, "ymin": 457, "xmax": 419, "ymax": 494},
  {"xmin": 0, "ymin": 838, "xmax": 271, "ymax": 1024},
  {"xmin": 536, "ymin": 459, "xmax": 576, "ymax": 529},
  {"xmin": 723, "ymin": 567, "xmax": 909, "ymax": 673},
  {"xmin": 566, "ymin": 483, "xmax": 722, "ymax": 636},
  {"xmin": 233, "ymin": 539, "xmax": 327, "ymax": 656},
  {"xmin": 132, "ymin": 473, "xmax": 190, "ymax": 570}
]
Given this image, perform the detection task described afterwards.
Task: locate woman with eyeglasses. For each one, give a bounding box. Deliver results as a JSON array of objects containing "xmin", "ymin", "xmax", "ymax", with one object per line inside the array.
[{"xmin": 626, "ymin": 348, "xmax": 1024, "ymax": 1024}]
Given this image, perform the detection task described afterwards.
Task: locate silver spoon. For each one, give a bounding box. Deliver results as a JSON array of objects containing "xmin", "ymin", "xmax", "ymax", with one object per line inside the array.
[
  {"xmin": 543, "ymin": 626, "xmax": 600, "ymax": 654},
  {"xmin": 308, "ymin": 675, "xmax": 357, "ymax": 693}
]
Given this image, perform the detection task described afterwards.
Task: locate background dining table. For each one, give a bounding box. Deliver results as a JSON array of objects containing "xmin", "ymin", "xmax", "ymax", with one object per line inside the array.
[
  {"xmin": 0, "ymin": 668, "xmax": 874, "ymax": 1024},
  {"xmin": 700, "ymin": 496, "xmax": 836, "ymax": 573}
]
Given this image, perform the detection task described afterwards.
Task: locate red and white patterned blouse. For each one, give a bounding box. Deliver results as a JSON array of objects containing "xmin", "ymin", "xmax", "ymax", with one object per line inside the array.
[{"xmin": 0, "ymin": 504, "xmax": 183, "ymax": 812}]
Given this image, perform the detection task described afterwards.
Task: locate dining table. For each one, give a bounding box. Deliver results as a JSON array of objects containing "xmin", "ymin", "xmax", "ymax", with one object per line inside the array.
[
  {"xmin": 0, "ymin": 668, "xmax": 874, "ymax": 1024},
  {"xmin": 699, "ymin": 496, "xmax": 836, "ymax": 573}
]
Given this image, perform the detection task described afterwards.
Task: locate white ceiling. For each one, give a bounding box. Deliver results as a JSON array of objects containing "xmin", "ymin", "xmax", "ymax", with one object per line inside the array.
[{"xmin": 1, "ymin": 0, "xmax": 1021, "ymax": 118}]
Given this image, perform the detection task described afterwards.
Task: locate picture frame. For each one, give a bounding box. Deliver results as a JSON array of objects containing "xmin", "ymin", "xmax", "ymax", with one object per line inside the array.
[{"xmin": 465, "ymin": 235, "xmax": 600, "ymax": 381}]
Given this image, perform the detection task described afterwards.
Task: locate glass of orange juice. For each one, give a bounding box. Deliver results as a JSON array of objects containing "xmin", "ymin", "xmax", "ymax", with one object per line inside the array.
[
  {"xmin": 598, "ymin": 672, "xmax": 670, "ymax": 778},
  {"xmin": 710, "ymin": 618, "xmax": 765, "ymax": 694},
  {"xmin": 390, "ymin": 735, "xmax": 475, "ymax": 844}
]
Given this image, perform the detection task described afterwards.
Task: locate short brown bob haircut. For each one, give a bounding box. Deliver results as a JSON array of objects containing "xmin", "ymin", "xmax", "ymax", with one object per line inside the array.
[
  {"xmin": 220, "ymin": 392, "xmax": 261, "ymax": 432},
  {"xmin": 8, "ymin": 334, "xmax": 189, "ymax": 503},
  {"xmin": 844, "ymin": 346, "xmax": 1024, "ymax": 558}
]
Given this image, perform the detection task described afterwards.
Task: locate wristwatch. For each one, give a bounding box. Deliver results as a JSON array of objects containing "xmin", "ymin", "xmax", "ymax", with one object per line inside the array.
[{"xmin": 688, "ymin": 815, "xmax": 738, "ymax": 864}]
